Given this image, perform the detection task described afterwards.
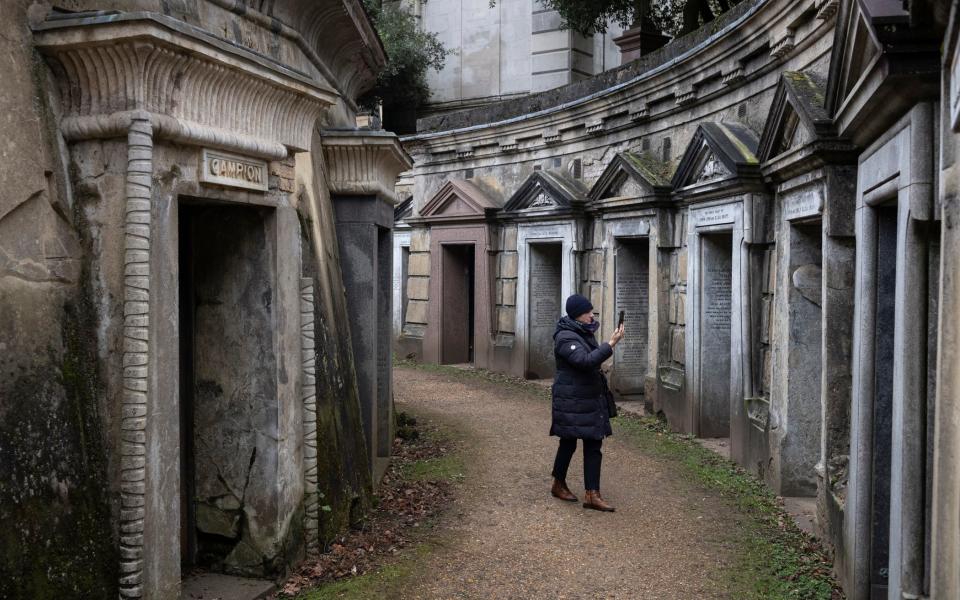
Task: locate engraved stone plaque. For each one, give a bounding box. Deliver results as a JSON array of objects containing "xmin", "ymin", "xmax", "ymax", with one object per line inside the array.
[
  {"xmin": 613, "ymin": 240, "xmax": 650, "ymax": 395},
  {"xmin": 783, "ymin": 188, "xmax": 823, "ymax": 221},
  {"xmin": 692, "ymin": 204, "xmax": 736, "ymax": 228},
  {"xmin": 527, "ymin": 243, "xmax": 563, "ymax": 379},
  {"xmin": 200, "ymin": 148, "xmax": 269, "ymax": 191}
]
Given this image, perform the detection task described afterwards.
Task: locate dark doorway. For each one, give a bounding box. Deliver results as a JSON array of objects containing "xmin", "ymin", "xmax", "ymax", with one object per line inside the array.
[
  {"xmin": 527, "ymin": 242, "xmax": 563, "ymax": 379},
  {"xmin": 178, "ymin": 201, "xmax": 277, "ymax": 574},
  {"xmin": 698, "ymin": 232, "xmax": 733, "ymax": 438},
  {"xmin": 441, "ymin": 244, "xmax": 475, "ymax": 364},
  {"xmin": 613, "ymin": 238, "xmax": 650, "ymax": 397},
  {"xmin": 870, "ymin": 205, "xmax": 898, "ymax": 598}
]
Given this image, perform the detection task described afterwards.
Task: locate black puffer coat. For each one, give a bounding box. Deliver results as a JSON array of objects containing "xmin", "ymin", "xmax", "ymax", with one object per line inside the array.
[{"xmin": 549, "ymin": 316, "xmax": 614, "ymax": 440}]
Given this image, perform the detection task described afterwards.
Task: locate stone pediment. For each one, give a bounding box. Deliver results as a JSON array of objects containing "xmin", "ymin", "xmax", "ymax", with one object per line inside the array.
[
  {"xmin": 588, "ymin": 152, "xmax": 672, "ymax": 202},
  {"xmin": 504, "ymin": 170, "xmax": 587, "ymax": 212},
  {"xmin": 672, "ymin": 122, "xmax": 760, "ymax": 190},
  {"xmin": 758, "ymin": 72, "xmax": 833, "ymax": 162},
  {"xmin": 419, "ymin": 179, "xmax": 500, "ymax": 222},
  {"xmin": 824, "ymin": 0, "xmax": 940, "ymax": 144}
]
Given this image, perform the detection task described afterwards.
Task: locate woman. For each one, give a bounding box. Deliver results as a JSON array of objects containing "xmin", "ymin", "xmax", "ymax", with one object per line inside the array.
[{"xmin": 549, "ymin": 293, "xmax": 625, "ymax": 512}]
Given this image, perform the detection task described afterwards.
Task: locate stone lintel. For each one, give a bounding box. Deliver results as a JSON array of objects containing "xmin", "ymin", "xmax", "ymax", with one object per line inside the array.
[
  {"xmin": 34, "ymin": 13, "xmax": 337, "ymax": 153},
  {"xmin": 321, "ymin": 130, "xmax": 414, "ymax": 205}
]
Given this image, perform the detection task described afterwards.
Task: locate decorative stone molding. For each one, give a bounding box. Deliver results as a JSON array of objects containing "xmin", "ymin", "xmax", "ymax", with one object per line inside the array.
[
  {"xmin": 118, "ymin": 114, "xmax": 153, "ymax": 600},
  {"xmin": 543, "ymin": 129, "xmax": 561, "ymax": 144},
  {"xmin": 34, "ymin": 13, "xmax": 338, "ymax": 154},
  {"xmin": 815, "ymin": 0, "xmax": 839, "ymax": 20},
  {"xmin": 498, "ymin": 139, "xmax": 519, "ymax": 153},
  {"xmin": 456, "ymin": 146, "xmax": 475, "ymax": 159},
  {"xmin": 722, "ymin": 65, "xmax": 746, "ymax": 86},
  {"xmin": 629, "ymin": 103, "xmax": 650, "ymax": 122},
  {"xmin": 321, "ymin": 130, "xmax": 414, "ymax": 204},
  {"xmin": 675, "ymin": 86, "xmax": 697, "ymax": 106},
  {"xmin": 586, "ymin": 118, "xmax": 605, "ymax": 135},
  {"xmin": 300, "ymin": 278, "xmax": 319, "ymax": 556},
  {"xmin": 770, "ymin": 30, "xmax": 796, "ymax": 59}
]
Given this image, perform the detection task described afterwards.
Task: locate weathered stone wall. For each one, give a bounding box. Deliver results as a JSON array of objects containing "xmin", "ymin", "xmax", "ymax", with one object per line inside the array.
[
  {"xmin": 2, "ymin": 0, "xmax": 388, "ymax": 597},
  {"xmin": 0, "ymin": 2, "xmax": 117, "ymax": 597}
]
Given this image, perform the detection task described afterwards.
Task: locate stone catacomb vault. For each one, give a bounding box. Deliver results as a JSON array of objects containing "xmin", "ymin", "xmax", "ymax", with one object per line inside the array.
[
  {"xmin": 393, "ymin": 0, "xmax": 960, "ymax": 597},
  {"xmin": 7, "ymin": 2, "xmax": 397, "ymax": 598}
]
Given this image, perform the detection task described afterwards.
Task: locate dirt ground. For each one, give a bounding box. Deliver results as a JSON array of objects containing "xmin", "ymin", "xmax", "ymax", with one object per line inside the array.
[{"xmin": 393, "ymin": 366, "xmax": 739, "ymax": 600}]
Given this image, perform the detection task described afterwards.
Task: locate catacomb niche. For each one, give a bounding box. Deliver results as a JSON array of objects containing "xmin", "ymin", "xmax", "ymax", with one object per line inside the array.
[
  {"xmin": 613, "ymin": 238, "xmax": 650, "ymax": 399},
  {"xmin": 441, "ymin": 243, "xmax": 476, "ymax": 364},
  {"xmin": 527, "ymin": 242, "xmax": 563, "ymax": 379},
  {"xmin": 178, "ymin": 202, "xmax": 278, "ymax": 575},
  {"xmin": 698, "ymin": 232, "xmax": 733, "ymax": 438}
]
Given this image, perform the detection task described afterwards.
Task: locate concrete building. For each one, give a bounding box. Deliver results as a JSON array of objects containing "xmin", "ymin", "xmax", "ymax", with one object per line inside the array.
[
  {"xmin": 0, "ymin": 1, "xmax": 407, "ymax": 598},
  {"xmin": 394, "ymin": 0, "xmax": 960, "ymax": 596},
  {"xmin": 393, "ymin": 0, "xmax": 626, "ymax": 115}
]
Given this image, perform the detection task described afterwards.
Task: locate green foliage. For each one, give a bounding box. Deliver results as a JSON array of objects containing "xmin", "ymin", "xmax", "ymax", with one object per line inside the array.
[{"xmin": 361, "ymin": 1, "xmax": 450, "ymax": 131}]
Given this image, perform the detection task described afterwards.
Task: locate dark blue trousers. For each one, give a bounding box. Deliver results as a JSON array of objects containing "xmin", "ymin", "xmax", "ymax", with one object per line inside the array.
[{"xmin": 551, "ymin": 437, "xmax": 602, "ymax": 491}]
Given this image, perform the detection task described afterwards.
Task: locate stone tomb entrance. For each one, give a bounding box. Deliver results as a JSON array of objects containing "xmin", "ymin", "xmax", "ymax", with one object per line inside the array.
[
  {"xmin": 697, "ymin": 232, "xmax": 734, "ymax": 438},
  {"xmin": 178, "ymin": 202, "xmax": 278, "ymax": 574},
  {"xmin": 526, "ymin": 242, "xmax": 564, "ymax": 379},
  {"xmin": 612, "ymin": 238, "xmax": 650, "ymax": 398},
  {"xmin": 440, "ymin": 244, "xmax": 477, "ymax": 364}
]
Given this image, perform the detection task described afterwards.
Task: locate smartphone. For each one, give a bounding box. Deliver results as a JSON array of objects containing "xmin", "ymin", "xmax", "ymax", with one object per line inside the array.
[{"xmin": 617, "ymin": 310, "xmax": 625, "ymax": 328}]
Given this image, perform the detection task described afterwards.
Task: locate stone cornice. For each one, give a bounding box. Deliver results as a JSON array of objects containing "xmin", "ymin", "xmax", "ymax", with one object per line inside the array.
[
  {"xmin": 321, "ymin": 130, "xmax": 414, "ymax": 204},
  {"xmin": 34, "ymin": 13, "xmax": 338, "ymax": 153},
  {"xmin": 402, "ymin": 0, "xmax": 830, "ymax": 166}
]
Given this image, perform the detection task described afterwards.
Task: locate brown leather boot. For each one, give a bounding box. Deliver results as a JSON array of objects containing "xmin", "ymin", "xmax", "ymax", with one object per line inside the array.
[
  {"xmin": 551, "ymin": 478, "xmax": 578, "ymax": 502},
  {"xmin": 583, "ymin": 490, "xmax": 615, "ymax": 512}
]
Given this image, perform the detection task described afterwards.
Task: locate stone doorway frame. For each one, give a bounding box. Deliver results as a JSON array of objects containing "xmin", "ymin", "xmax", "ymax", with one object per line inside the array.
[
  {"xmin": 684, "ymin": 201, "xmax": 748, "ymax": 440},
  {"xmin": 846, "ymin": 103, "xmax": 938, "ymax": 600},
  {"xmin": 515, "ymin": 221, "xmax": 578, "ymax": 379}
]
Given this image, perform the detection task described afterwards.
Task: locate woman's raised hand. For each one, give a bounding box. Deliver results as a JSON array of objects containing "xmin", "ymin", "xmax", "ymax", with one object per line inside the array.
[{"xmin": 609, "ymin": 323, "xmax": 625, "ymax": 347}]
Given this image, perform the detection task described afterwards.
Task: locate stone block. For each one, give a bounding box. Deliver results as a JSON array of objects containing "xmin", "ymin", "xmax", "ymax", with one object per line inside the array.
[
  {"xmin": 498, "ymin": 307, "xmax": 516, "ymax": 333},
  {"xmin": 406, "ymin": 276, "xmax": 429, "ymax": 301},
  {"xmin": 587, "ymin": 251, "xmax": 604, "ymax": 280},
  {"xmin": 671, "ymin": 326, "xmax": 685, "ymax": 365},
  {"xmin": 677, "ymin": 250, "xmax": 688, "ymax": 284},
  {"xmin": 502, "ymin": 280, "xmax": 517, "ymax": 306},
  {"xmin": 589, "ymin": 283, "xmax": 603, "ymax": 311},
  {"xmin": 500, "ymin": 252, "xmax": 519, "ymax": 278},
  {"xmin": 502, "ymin": 226, "xmax": 518, "ymax": 251},
  {"xmin": 675, "ymin": 292, "xmax": 686, "ymax": 326},
  {"xmin": 410, "ymin": 229, "xmax": 430, "ymax": 252},
  {"xmin": 408, "ymin": 252, "xmax": 431, "ymax": 276},
  {"xmin": 406, "ymin": 300, "xmax": 429, "ymax": 324}
]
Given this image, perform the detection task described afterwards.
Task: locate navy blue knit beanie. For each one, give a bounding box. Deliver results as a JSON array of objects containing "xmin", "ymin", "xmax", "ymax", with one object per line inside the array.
[{"xmin": 565, "ymin": 294, "xmax": 593, "ymax": 319}]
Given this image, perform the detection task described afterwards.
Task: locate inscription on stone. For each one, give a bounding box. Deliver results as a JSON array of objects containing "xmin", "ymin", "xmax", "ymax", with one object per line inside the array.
[
  {"xmin": 614, "ymin": 240, "xmax": 650, "ymax": 395},
  {"xmin": 200, "ymin": 148, "xmax": 268, "ymax": 191},
  {"xmin": 693, "ymin": 204, "xmax": 736, "ymax": 227},
  {"xmin": 704, "ymin": 267, "xmax": 732, "ymax": 331},
  {"xmin": 528, "ymin": 244, "xmax": 563, "ymax": 379},
  {"xmin": 783, "ymin": 189, "xmax": 823, "ymax": 221}
]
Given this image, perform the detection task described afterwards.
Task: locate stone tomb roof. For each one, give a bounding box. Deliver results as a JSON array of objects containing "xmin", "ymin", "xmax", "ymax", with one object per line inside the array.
[
  {"xmin": 671, "ymin": 121, "xmax": 761, "ymax": 196},
  {"xmin": 588, "ymin": 151, "xmax": 673, "ymax": 204},
  {"xmin": 758, "ymin": 71, "xmax": 857, "ymax": 181},
  {"xmin": 502, "ymin": 169, "xmax": 588, "ymax": 214},
  {"xmin": 417, "ymin": 179, "xmax": 501, "ymax": 223}
]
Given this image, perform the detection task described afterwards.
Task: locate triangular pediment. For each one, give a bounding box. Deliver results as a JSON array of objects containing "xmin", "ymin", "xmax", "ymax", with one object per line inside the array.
[
  {"xmin": 504, "ymin": 170, "xmax": 587, "ymax": 212},
  {"xmin": 420, "ymin": 179, "xmax": 500, "ymax": 221},
  {"xmin": 758, "ymin": 72, "xmax": 833, "ymax": 162},
  {"xmin": 588, "ymin": 152, "xmax": 671, "ymax": 201},
  {"xmin": 826, "ymin": 2, "xmax": 885, "ymax": 117},
  {"xmin": 672, "ymin": 122, "xmax": 760, "ymax": 190}
]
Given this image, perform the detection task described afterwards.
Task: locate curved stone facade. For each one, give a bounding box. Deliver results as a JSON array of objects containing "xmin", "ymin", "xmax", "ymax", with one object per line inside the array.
[{"xmin": 395, "ymin": 1, "xmax": 960, "ymax": 597}]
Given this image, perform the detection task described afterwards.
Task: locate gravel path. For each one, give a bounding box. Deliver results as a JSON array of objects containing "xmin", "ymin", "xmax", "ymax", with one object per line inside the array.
[{"xmin": 394, "ymin": 367, "xmax": 737, "ymax": 600}]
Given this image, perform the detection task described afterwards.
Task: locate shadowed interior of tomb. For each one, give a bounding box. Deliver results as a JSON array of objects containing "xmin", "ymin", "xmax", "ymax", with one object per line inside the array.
[
  {"xmin": 613, "ymin": 238, "xmax": 650, "ymax": 398},
  {"xmin": 870, "ymin": 205, "xmax": 897, "ymax": 596},
  {"xmin": 527, "ymin": 242, "xmax": 563, "ymax": 379},
  {"xmin": 179, "ymin": 202, "xmax": 280, "ymax": 577},
  {"xmin": 441, "ymin": 244, "xmax": 476, "ymax": 364},
  {"xmin": 699, "ymin": 232, "xmax": 733, "ymax": 438}
]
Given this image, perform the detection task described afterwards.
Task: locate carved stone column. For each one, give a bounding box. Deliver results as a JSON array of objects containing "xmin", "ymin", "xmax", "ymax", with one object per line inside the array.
[{"xmin": 322, "ymin": 130, "xmax": 412, "ymax": 482}]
